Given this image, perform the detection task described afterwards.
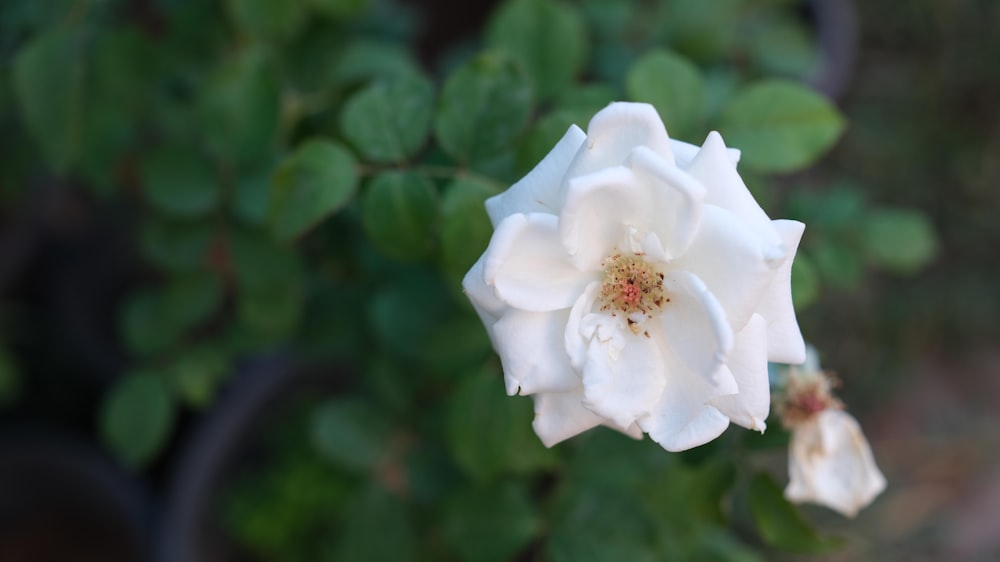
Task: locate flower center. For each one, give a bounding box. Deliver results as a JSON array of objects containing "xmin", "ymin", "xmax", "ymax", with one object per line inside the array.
[{"xmin": 599, "ymin": 253, "xmax": 668, "ymax": 334}]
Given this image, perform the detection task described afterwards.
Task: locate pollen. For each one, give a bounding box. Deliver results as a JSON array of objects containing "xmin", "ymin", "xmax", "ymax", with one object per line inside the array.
[{"xmin": 599, "ymin": 254, "xmax": 667, "ymax": 332}]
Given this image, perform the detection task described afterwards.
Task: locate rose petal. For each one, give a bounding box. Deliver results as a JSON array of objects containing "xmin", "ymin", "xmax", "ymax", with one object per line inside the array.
[
  {"xmin": 670, "ymin": 138, "xmax": 741, "ymax": 169},
  {"xmin": 581, "ymin": 317, "xmax": 666, "ymax": 429},
  {"xmin": 485, "ymin": 124, "xmax": 587, "ymax": 226},
  {"xmin": 785, "ymin": 410, "xmax": 887, "ymax": 517},
  {"xmin": 532, "ymin": 389, "xmax": 605, "ymax": 447},
  {"xmin": 659, "ymin": 270, "xmax": 734, "ymax": 383},
  {"xmin": 565, "ymin": 281, "xmax": 600, "ymax": 371},
  {"xmin": 492, "ymin": 308, "xmax": 580, "ymax": 396},
  {"xmin": 710, "ymin": 313, "xmax": 770, "ymax": 431},
  {"xmin": 756, "ymin": 219, "xmax": 807, "ymax": 364},
  {"xmin": 484, "ymin": 213, "xmax": 595, "ymax": 312},
  {"xmin": 626, "ymin": 145, "xmax": 707, "ymax": 259},
  {"xmin": 564, "ymin": 102, "xmax": 675, "ymax": 179},
  {"xmin": 637, "ymin": 341, "xmax": 734, "ymax": 452},
  {"xmin": 685, "ymin": 131, "xmax": 780, "ymax": 246},
  {"xmin": 559, "ymin": 166, "xmax": 649, "ymax": 270},
  {"xmin": 671, "ymin": 204, "xmax": 782, "ymax": 332},
  {"xmin": 462, "ymin": 254, "xmax": 508, "ymax": 333}
]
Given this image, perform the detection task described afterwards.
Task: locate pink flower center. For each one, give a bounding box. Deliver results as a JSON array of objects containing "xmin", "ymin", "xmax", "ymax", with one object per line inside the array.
[{"xmin": 599, "ymin": 254, "xmax": 668, "ymax": 333}]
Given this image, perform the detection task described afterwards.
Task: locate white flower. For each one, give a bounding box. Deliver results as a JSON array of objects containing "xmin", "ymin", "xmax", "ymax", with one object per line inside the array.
[
  {"xmin": 462, "ymin": 102, "xmax": 806, "ymax": 452},
  {"xmin": 785, "ymin": 409, "xmax": 887, "ymax": 518},
  {"xmin": 777, "ymin": 348, "xmax": 887, "ymax": 517}
]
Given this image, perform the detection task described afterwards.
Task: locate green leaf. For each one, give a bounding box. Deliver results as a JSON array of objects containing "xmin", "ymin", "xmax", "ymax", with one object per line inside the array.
[
  {"xmin": 334, "ymin": 486, "xmax": 416, "ymax": 562},
  {"xmin": 230, "ymin": 230, "xmax": 305, "ymax": 338},
  {"xmin": 441, "ymin": 481, "xmax": 541, "ymax": 562},
  {"xmin": 270, "ymin": 139, "xmax": 358, "ymax": 241},
  {"xmin": 748, "ymin": 472, "xmax": 841, "ymax": 554},
  {"xmin": 332, "ymin": 41, "xmax": 420, "ymax": 86},
  {"xmin": 341, "ymin": 71, "xmax": 434, "ymax": 163},
  {"xmin": 441, "ymin": 178, "xmax": 499, "ymax": 286},
  {"xmin": 863, "ymin": 208, "xmax": 939, "ymax": 275},
  {"xmin": 446, "ymin": 369, "xmax": 546, "ymax": 481},
  {"xmin": 747, "ymin": 14, "xmax": 819, "ymax": 78},
  {"xmin": 100, "ymin": 373, "xmax": 175, "ymax": 468},
  {"xmin": 162, "ymin": 272, "xmax": 223, "ymax": 332},
  {"xmin": 232, "ymin": 162, "xmax": 277, "ymax": 226},
  {"xmin": 141, "ymin": 146, "xmax": 220, "ymax": 218},
  {"xmin": 119, "ymin": 290, "xmax": 183, "ymax": 356},
  {"xmin": 626, "ymin": 49, "xmax": 706, "ymax": 140},
  {"xmin": 168, "ymin": 344, "xmax": 230, "ymax": 409},
  {"xmin": 311, "ymin": 398, "xmax": 392, "ymax": 473},
  {"xmin": 12, "ymin": 27, "xmax": 85, "ymax": 172},
  {"xmin": 486, "ymin": 0, "xmax": 587, "ymax": 101},
  {"xmin": 547, "ymin": 486, "xmax": 659, "ymax": 562},
  {"xmin": 811, "ymin": 241, "xmax": 863, "ymax": 290},
  {"xmin": 361, "ymin": 171, "xmax": 439, "ymax": 261},
  {"xmin": 225, "ymin": 0, "xmax": 304, "ymax": 40},
  {"xmin": 368, "ymin": 269, "xmax": 453, "ymax": 364},
  {"xmin": 200, "ymin": 48, "xmax": 280, "ymax": 165},
  {"xmin": 718, "ymin": 80, "xmax": 845, "ymax": 173},
  {"xmin": 791, "ymin": 253, "xmax": 820, "ymax": 309},
  {"xmin": 140, "ymin": 219, "xmax": 215, "ymax": 272},
  {"xmin": 308, "ymin": 0, "xmax": 369, "ymax": 19},
  {"xmin": 434, "ymin": 52, "xmax": 533, "ymax": 165}
]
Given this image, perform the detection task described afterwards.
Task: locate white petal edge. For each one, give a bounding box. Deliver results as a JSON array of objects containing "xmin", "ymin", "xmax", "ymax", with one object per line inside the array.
[
  {"xmin": 710, "ymin": 313, "xmax": 770, "ymax": 432},
  {"xmin": 757, "ymin": 219, "xmax": 807, "ymax": 364},
  {"xmin": 484, "ymin": 213, "xmax": 595, "ymax": 312},
  {"xmin": 492, "ymin": 308, "xmax": 580, "ymax": 396},
  {"xmin": 563, "ymin": 102, "xmax": 675, "ymax": 181},
  {"xmin": 685, "ymin": 131, "xmax": 780, "ymax": 246},
  {"xmin": 462, "ymin": 255, "xmax": 507, "ymax": 342},
  {"xmin": 532, "ymin": 389, "xmax": 605, "ymax": 447},
  {"xmin": 659, "ymin": 270, "xmax": 734, "ymax": 383},
  {"xmin": 581, "ymin": 317, "xmax": 667, "ymax": 429},
  {"xmin": 670, "ymin": 138, "xmax": 741, "ymax": 169},
  {"xmin": 670, "ymin": 204, "xmax": 782, "ymax": 332},
  {"xmin": 485, "ymin": 124, "xmax": 587, "ymax": 226}
]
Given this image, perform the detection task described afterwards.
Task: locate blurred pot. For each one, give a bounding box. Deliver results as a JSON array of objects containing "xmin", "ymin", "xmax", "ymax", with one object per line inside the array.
[{"xmin": 0, "ymin": 427, "xmax": 154, "ymax": 562}]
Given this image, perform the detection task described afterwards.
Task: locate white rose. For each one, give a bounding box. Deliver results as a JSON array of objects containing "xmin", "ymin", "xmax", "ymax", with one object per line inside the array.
[
  {"xmin": 463, "ymin": 102, "xmax": 806, "ymax": 452},
  {"xmin": 785, "ymin": 409, "xmax": 887, "ymax": 517}
]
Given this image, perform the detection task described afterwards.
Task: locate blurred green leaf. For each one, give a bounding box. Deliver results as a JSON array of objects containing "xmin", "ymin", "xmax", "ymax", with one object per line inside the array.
[
  {"xmin": 368, "ymin": 268, "xmax": 452, "ymax": 363},
  {"xmin": 233, "ymin": 162, "xmax": 277, "ymax": 226},
  {"xmin": 200, "ymin": 48, "xmax": 280, "ymax": 165},
  {"xmin": 341, "ymin": 71, "xmax": 434, "ymax": 163},
  {"xmin": 446, "ymin": 369, "xmax": 551, "ymax": 481},
  {"xmin": 660, "ymin": 0, "xmax": 741, "ymax": 62},
  {"xmin": 141, "ymin": 146, "xmax": 220, "ymax": 218},
  {"xmin": 334, "ymin": 486, "xmax": 416, "ymax": 562},
  {"xmin": 418, "ymin": 312, "xmax": 494, "ymax": 378},
  {"xmin": 863, "ymin": 208, "xmax": 939, "ymax": 275},
  {"xmin": 225, "ymin": 0, "xmax": 304, "ymax": 41},
  {"xmin": 119, "ymin": 290, "xmax": 183, "ymax": 356},
  {"xmin": 791, "ymin": 252, "xmax": 820, "ymax": 309},
  {"xmin": 271, "ymin": 139, "xmax": 359, "ymax": 241},
  {"xmin": 311, "ymin": 398, "xmax": 392, "ymax": 473},
  {"xmin": 434, "ymin": 52, "xmax": 532, "ymax": 165},
  {"xmin": 811, "ymin": 241, "xmax": 863, "ymax": 290},
  {"xmin": 100, "ymin": 373, "xmax": 175, "ymax": 468},
  {"xmin": 441, "ymin": 481, "xmax": 541, "ymax": 562},
  {"xmin": 486, "ymin": 0, "xmax": 586, "ymax": 101},
  {"xmin": 748, "ymin": 472, "xmax": 841, "ymax": 554},
  {"xmin": 168, "ymin": 344, "xmax": 230, "ymax": 409},
  {"xmin": 548, "ymin": 486, "xmax": 659, "ymax": 562},
  {"xmin": 626, "ymin": 49, "xmax": 706, "ymax": 140},
  {"xmin": 12, "ymin": 26, "xmax": 85, "ymax": 172},
  {"xmin": 332, "ymin": 41, "xmax": 420, "ymax": 86},
  {"xmin": 747, "ymin": 14, "xmax": 819, "ymax": 78},
  {"xmin": 718, "ymin": 80, "xmax": 845, "ymax": 173},
  {"xmin": 231, "ymin": 229, "xmax": 305, "ymax": 338},
  {"xmin": 163, "ymin": 272, "xmax": 223, "ymax": 332},
  {"xmin": 441, "ymin": 178, "xmax": 498, "ymax": 287},
  {"xmin": 308, "ymin": 0, "xmax": 368, "ymax": 19},
  {"xmin": 140, "ymin": 219, "xmax": 215, "ymax": 272},
  {"xmin": 361, "ymin": 171, "xmax": 439, "ymax": 261}
]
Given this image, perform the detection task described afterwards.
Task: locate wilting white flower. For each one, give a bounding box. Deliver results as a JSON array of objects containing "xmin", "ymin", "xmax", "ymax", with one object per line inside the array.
[
  {"xmin": 778, "ymin": 350, "xmax": 887, "ymax": 517},
  {"xmin": 785, "ymin": 409, "xmax": 887, "ymax": 517},
  {"xmin": 463, "ymin": 102, "xmax": 806, "ymax": 452}
]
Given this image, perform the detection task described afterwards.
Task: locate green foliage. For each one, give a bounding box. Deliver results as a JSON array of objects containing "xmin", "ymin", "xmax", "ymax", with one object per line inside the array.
[
  {"xmin": 270, "ymin": 140, "xmax": 359, "ymax": 241},
  {"xmin": 439, "ymin": 177, "xmax": 500, "ymax": 282},
  {"xmin": 141, "ymin": 146, "xmax": 220, "ymax": 218},
  {"xmin": 486, "ymin": 0, "xmax": 587, "ymax": 101},
  {"xmin": 440, "ymin": 480, "xmax": 542, "ymax": 562},
  {"xmin": 100, "ymin": 373, "xmax": 175, "ymax": 468},
  {"xmin": 333, "ymin": 486, "xmax": 417, "ymax": 562},
  {"xmin": 311, "ymin": 398, "xmax": 392, "ymax": 473},
  {"xmin": 434, "ymin": 52, "xmax": 533, "ymax": 166},
  {"xmin": 341, "ymin": 71, "xmax": 435, "ymax": 163},
  {"xmin": 719, "ymin": 80, "xmax": 845, "ymax": 172},
  {"xmin": 863, "ymin": 208, "xmax": 939, "ymax": 274},
  {"xmin": 360, "ymin": 171, "xmax": 439, "ymax": 261},
  {"xmin": 748, "ymin": 472, "xmax": 842, "ymax": 554},
  {"xmin": 626, "ymin": 49, "xmax": 706, "ymax": 140}
]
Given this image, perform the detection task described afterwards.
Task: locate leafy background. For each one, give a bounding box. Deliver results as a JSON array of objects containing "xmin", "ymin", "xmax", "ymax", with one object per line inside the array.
[{"xmin": 0, "ymin": 0, "xmax": 996, "ymax": 560}]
